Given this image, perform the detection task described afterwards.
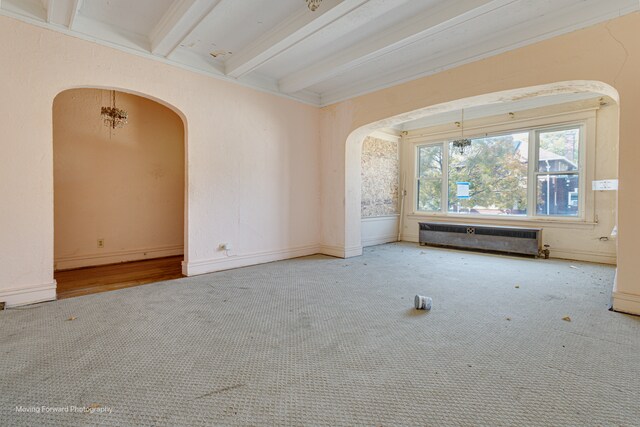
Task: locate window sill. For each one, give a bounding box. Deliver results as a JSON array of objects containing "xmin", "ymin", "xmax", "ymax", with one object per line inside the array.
[{"xmin": 406, "ymin": 212, "xmax": 598, "ymax": 229}]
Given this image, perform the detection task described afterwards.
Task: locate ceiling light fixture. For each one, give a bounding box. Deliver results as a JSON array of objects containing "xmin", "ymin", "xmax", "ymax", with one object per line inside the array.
[
  {"xmin": 306, "ymin": 0, "xmax": 322, "ymax": 11},
  {"xmin": 452, "ymin": 109, "xmax": 471, "ymax": 155},
  {"xmin": 101, "ymin": 90, "xmax": 128, "ymax": 129}
]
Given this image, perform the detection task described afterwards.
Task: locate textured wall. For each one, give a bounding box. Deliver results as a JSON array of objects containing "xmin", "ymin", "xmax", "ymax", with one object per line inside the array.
[{"xmin": 361, "ymin": 136, "xmax": 399, "ymax": 217}]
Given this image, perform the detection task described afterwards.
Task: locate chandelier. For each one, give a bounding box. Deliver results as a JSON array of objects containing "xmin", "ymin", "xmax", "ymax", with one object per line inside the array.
[
  {"xmin": 452, "ymin": 109, "xmax": 471, "ymax": 155},
  {"xmin": 101, "ymin": 90, "xmax": 128, "ymax": 129},
  {"xmin": 306, "ymin": 0, "xmax": 322, "ymax": 11}
]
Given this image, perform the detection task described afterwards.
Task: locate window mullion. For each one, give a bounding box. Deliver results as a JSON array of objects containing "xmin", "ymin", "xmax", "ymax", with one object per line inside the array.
[
  {"xmin": 415, "ymin": 145, "xmax": 419, "ymax": 212},
  {"xmin": 528, "ymin": 130, "xmax": 536, "ymax": 216},
  {"xmin": 441, "ymin": 142, "xmax": 448, "ymax": 214}
]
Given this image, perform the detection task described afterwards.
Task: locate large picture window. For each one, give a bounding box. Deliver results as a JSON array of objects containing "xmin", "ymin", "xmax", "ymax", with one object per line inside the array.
[{"xmin": 416, "ymin": 124, "xmax": 582, "ymax": 218}]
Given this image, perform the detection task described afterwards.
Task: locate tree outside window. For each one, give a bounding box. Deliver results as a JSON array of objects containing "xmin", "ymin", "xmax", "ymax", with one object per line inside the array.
[{"xmin": 416, "ymin": 125, "xmax": 581, "ymax": 218}]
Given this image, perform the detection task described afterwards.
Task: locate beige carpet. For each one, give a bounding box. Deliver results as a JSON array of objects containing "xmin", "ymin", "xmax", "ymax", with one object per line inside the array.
[{"xmin": 1, "ymin": 243, "xmax": 638, "ymax": 426}]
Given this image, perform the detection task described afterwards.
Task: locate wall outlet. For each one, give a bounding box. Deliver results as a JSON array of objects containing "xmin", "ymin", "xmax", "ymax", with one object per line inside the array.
[{"xmin": 97, "ymin": 238, "xmax": 105, "ymax": 248}]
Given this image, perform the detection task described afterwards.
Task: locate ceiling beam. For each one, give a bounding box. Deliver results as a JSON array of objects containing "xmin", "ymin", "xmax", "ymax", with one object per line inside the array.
[
  {"xmin": 279, "ymin": 0, "xmax": 515, "ymax": 93},
  {"xmin": 68, "ymin": 0, "xmax": 82, "ymax": 29},
  {"xmin": 225, "ymin": 0, "xmax": 369, "ymax": 79},
  {"xmin": 149, "ymin": 0, "xmax": 223, "ymax": 57},
  {"xmin": 41, "ymin": 0, "xmax": 78, "ymax": 27},
  {"xmin": 45, "ymin": 0, "xmax": 54, "ymax": 23}
]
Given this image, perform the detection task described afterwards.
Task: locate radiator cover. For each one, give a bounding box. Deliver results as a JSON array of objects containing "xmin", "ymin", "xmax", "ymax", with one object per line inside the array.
[{"xmin": 418, "ymin": 222, "xmax": 542, "ymax": 256}]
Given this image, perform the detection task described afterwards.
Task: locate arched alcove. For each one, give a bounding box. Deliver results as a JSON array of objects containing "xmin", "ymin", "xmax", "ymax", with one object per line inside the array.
[
  {"xmin": 53, "ymin": 88, "xmax": 188, "ymax": 298},
  {"xmin": 345, "ymin": 81, "xmax": 620, "ymax": 256}
]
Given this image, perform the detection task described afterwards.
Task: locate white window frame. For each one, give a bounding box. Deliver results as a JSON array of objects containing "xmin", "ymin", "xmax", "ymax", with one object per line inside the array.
[
  {"xmin": 407, "ymin": 109, "xmax": 597, "ymax": 225},
  {"xmin": 415, "ymin": 144, "xmax": 444, "ymax": 212},
  {"xmin": 531, "ymin": 124, "xmax": 584, "ymax": 218}
]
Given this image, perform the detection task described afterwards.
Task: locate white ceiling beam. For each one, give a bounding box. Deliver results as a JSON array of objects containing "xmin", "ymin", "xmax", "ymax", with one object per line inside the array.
[
  {"xmin": 43, "ymin": 0, "xmax": 77, "ymax": 27},
  {"xmin": 45, "ymin": 0, "xmax": 54, "ymax": 22},
  {"xmin": 150, "ymin": 0, "xmax": 222, "ymax": 57},
  {"xmin": 68, "ymin": 0, "xmax": 82, "ymax": 29},
  {"xmin": 42, "ymin": 0, "xmax": 80, "ymax": 27},
  {"xmin": 225, "ymin": 0, "xmax": 369, "ymax": 79},
  {"xmin": 279, "ymin": 0, "xmax": 515, "ymax": 93}
]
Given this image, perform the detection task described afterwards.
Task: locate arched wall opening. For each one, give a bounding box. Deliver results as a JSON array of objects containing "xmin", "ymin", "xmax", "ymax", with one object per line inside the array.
[
  {"xmin": 346, "ymin": 81, "xmax": 620, "ymax": 261},
  {"xmin": 52, "ymin": 88, "xmax": 188, "ymax": 297}
]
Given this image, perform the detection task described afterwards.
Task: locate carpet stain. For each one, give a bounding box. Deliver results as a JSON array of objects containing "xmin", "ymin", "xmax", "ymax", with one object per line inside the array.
[{"xmin": 196, "ymin": 384, "xmax": 245, "ymax": 399}]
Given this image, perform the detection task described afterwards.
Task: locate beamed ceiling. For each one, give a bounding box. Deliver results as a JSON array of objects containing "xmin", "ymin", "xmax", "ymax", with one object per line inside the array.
[{"xmin": 2, "ymin": 0, "xmax": 638, "ymax": 106}]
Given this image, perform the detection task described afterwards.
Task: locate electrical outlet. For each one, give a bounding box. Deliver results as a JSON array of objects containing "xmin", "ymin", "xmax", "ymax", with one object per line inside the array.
[{"xmin": 97, "ymin": 238, "xmax": 105, "ymax": 248}]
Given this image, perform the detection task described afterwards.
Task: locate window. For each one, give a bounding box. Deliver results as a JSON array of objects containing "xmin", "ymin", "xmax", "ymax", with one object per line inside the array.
[
  {"xmin": 417, "ymin": 145, "xmax": 443, "ymax": 212},
  {"xmin": 416, "ymin": 124, "xmax": 583, "ymax": 218},
  {"xmin": 535, "ymin": 127, "xmax": 580, "ymax": 216},
  {"xmin": 447, "ymin": 131, "xmax": 529, "ymax": 216}
]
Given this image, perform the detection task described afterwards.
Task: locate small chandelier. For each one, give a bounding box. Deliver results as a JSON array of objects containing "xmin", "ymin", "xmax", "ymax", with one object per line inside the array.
[
  {"xmin": 452, "ymin": 109, "xmax": 471, "ymax": 155},
  {"xmin": 306, "ymin": 0, "xmax": 322, "ymax": 11},
  {"xmin": 101, "ymin": 90, "xmax": 128, "ymax": 129}
]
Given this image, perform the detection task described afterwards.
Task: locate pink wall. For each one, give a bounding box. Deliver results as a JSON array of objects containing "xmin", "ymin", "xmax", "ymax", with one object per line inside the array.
[
  {"xmin": 320, "ymin": 13, "xmax": 640, "ymax": 314},
  {"xmin": 54, "ymin": 89, "xmax": 185, "ymax": 270},
  {"xmin": 0, "ymin": 16, "xmax": 320, "ymax": 306},
  {"xmin": 1, "ymin": 12, "xmax": 639, "ymax": 314}
]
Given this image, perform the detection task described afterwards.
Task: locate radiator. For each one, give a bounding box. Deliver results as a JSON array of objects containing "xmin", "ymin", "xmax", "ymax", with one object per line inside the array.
[{"xmin": 418, "ymin": 222, "xmax": 542, "ymax": 256}]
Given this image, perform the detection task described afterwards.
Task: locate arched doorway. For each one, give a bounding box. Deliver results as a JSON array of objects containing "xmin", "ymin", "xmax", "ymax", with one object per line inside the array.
[
  {"xmin": 345, "ymin": 81, "xmax": 620, "ymax": 256},
  {"xmin": 53, "ymin": 88, "xmax": 187, "ymax": 298}
]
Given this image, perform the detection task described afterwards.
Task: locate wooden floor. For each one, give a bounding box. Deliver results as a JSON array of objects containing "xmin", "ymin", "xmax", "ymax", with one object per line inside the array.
[{"xmin": 55, "ymin": 256, "xmax": 184, "ymax": 299}]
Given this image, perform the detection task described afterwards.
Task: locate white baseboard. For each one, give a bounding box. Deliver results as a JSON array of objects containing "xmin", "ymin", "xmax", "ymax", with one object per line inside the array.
[
  {"xmin": 0, "ymin": 281, "xmax": 57, "ymax": 307},
  {"xmin": 402, "ymin": 233, "xmax": 419, "ymax": 242},
  {"xmin": 362, "ymin": 234, "xmax": 398, "ymax": 247},
  {"xmin": 345, "ymin": 245, "xmax": 363, "ymax": 258},
  {"xmin": 549, "ymin": 248, "xmax": 616, "ymax": 265},
  {"xmin": 319, "ymin": 244, "xmax": 364, "ymax": 258},
  {"xmin": 612, "ymin": 290, "xmax": 640, "ymax": 316},
  {"xmin": 319, "ymin": 244, "xmax": 345, "ymax": 258},
  {"xmin": 403, "ymin": 233, "xmax": 615, "ymax": 264},
  {"xmin": 318, "ymin": 244, "xmax": 362, "ymax": 258},
  {"xmin": 55, "ymin": 245, "xmax": 184, "ymax": 270},
  {"xmin": 184, "ymin": 244, "xmax": 320, "ymax": 276}
]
